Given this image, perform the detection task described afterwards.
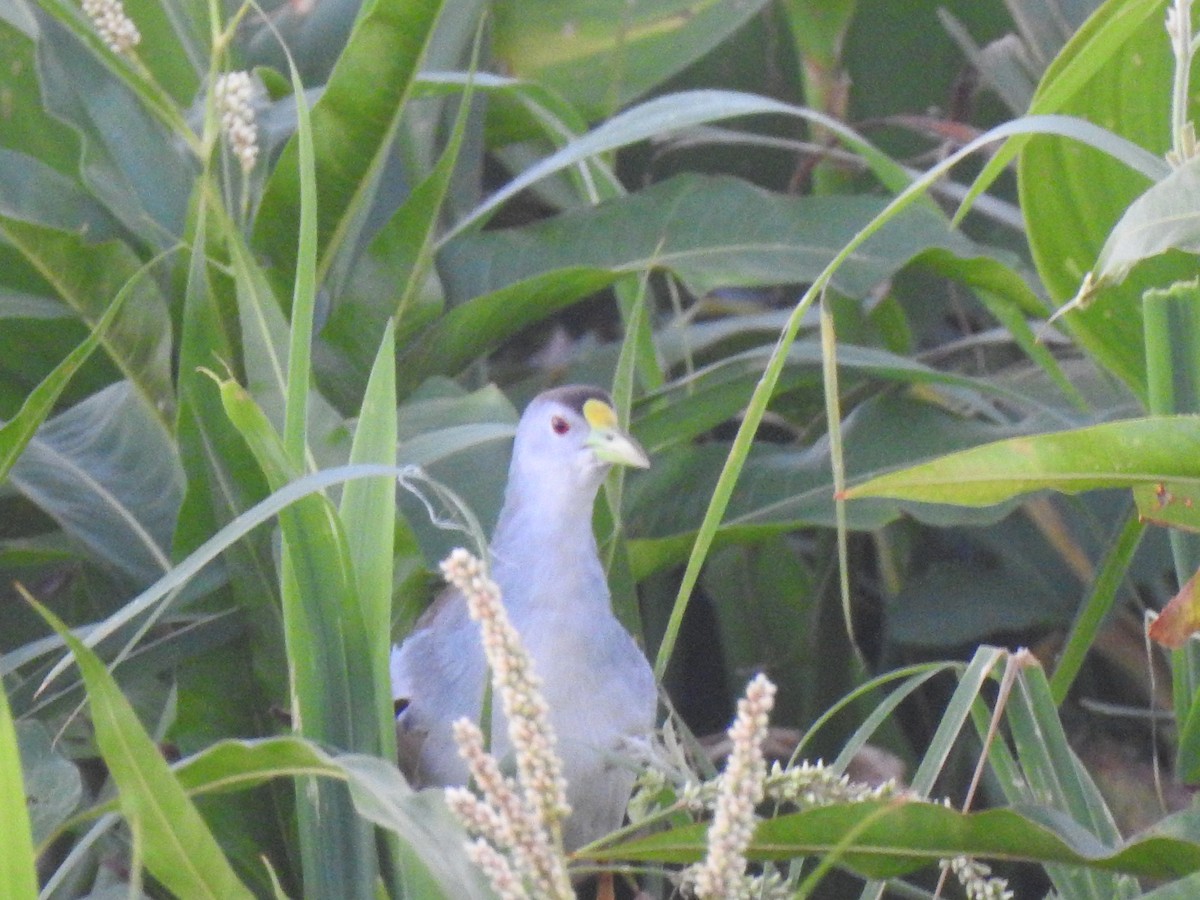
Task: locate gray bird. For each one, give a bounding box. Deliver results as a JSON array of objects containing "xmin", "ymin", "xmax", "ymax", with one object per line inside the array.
[{"xmin": 391, "ymin": 385, "xmax": 657, "ymax": 851}]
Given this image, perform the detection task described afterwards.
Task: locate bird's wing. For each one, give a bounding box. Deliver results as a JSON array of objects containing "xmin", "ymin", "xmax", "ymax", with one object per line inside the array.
[
  {"xmin": 392, "ymin": 584, "xmax": 477, "ymax": 785},
  {"xmin": 390, "ymin": 586, "xmax": 467, "ymax": 697}
]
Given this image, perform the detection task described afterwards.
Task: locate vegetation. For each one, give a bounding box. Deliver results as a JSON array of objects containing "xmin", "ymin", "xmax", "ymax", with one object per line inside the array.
[{"xmin": 5, "ymin": 0, "xmax": 1200, "ymax": 896}]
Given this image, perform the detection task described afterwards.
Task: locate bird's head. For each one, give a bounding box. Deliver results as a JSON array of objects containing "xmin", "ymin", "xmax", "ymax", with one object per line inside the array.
[{"xmin": 508, "ymin": 386, "xmax": 649, "ymax": 503}]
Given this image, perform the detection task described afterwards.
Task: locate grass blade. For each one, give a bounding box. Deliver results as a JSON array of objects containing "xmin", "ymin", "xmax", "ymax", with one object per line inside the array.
[{"xmin": 23, "ymin": 590, "xmax": 253, "ymax": 899}]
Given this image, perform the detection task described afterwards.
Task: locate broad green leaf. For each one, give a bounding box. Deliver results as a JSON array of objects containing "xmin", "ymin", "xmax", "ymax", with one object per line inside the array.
[
  {"xmin": 121, "ymin": 0, "xmax": 203, "ymax": 102},
  {"xmin": 318, "ymin": 60, "xmax": 478, "ymax": 409},
  {"xmin": 16, "ymin": 719, "xmax": 81, "ymax": 848},
  {"xmin": 1135, "ymin": 480, "xmax": 1200, "ymax": 532},
  {"xmin": 915, "ymin": 248, "xmax": 1087, "ymax": 409},
  {"xmin": 28, "ymin": 596, "xmax": 253, "ymax": 899},
  {"xmin": 166, "ymin": 737, "xmax": 494, "ymax": 899},
  {"xmin": 702, "ymin": 539, "xmax": 832, "ymax": 723},
  {"xmin": 1017, "ymin": 0, "xmax": 1180, "ymax": 398},
  {"xmin": 171, "ymin": 196, "xmax": 285, "ymax": 769},
  {"xmin": 628, "ymin": 394, "xmax": 1038, "ymax": 577},
  {"xmin": 254, "ymin": 0, "xmax": 446, "ymax": 287},
  {"xmin": 885, "ymin": 495, "xmax": 1133, "ymax": 649},
  {"xmin": 0, "ymin": 147, "xmax": 122, "ymax": 238},
  {"xmin": 9, "ymin": 381, "xmax": 182, "ymax": 586},
  {"xmin": 0, "ymin": 16, "xmax": 81, "ymax": 174},
  {"xmin": 638, "ymin": 338, "xmax": 1067, "ymax": 453},
  {"xmin": 173, "ymin": 195, "xmax": 265, "ymax": 552},
  {"xmin": 1096, "ymin": 155, "xmax": 1200, "ymax": 283},
  {"xmin": 31, "ymin": 464, "xmax": 411, "ymax": 699},
  {"xmin": 0, "ymin": 218, "xmax": 173, "ymax": 416},
  {"xmin": 492, "ymin": 0, "xmax": 771, "ymax": 119},
  {"xmin": 395, "ymin": 268, "xmax": 618, "ymax": 397},
  {"xmin": 0, "ymin": 258, "xmax": 133, "ymax": 479},
  {"xmin": 0, "ymin": 680, "xmax": 38, "ymax": 898},
  {"xmin": 441, "ymin": 174, "xmax": 980, "ymax": 303},
  {"xmin": 594, "ymin": 800, "xmax": 1200, "ymax": 881},
  {"xmin": 643, "ymin": 113, "xmax": 1155, "ymax": 677},
  {"xmin": 841, "ymin": 416, "xmax": 1200, "ymax": 507},
  {"xmin": 961, "ymin": 0, "xmax": 1168, "ymax": 215},
  {"xmin": 34, "ymin": 12, "xmax": 195, "ymax": 245},
  {"xmin": 446, "ymin": 90, "xmax": 918, "ymax": 242},
  {"xmin": 272, "ymin": 46, "xmax": 380, "ymax": 897}
]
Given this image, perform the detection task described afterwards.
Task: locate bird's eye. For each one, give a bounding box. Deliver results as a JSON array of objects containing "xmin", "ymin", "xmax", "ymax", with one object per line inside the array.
[{"xmin": 551, "ymin": 415, "xmax": 570, "ymax": 435}]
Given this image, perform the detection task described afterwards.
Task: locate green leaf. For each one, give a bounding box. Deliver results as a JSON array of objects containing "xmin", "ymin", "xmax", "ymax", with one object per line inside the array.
[
  {"xmin": 318, "ymin": 59, "xmax": 478, "ymax": 409},
  {"xmin": 1143, "ymin": 872, "xmax": 1200, "ymax": 899},
  {"xmin": 212, "ymin": 375, "xmax": 379, "ymax": 897},
  {"xmin": 212, "ymin": 376, "xmax": 374, "ymax": 745},
  {"xmin": 1005, "ymin": 660, "xmax": 1128, "ymax": 896},
  {"xmin": 885, "ymin": 500, "xmax": 1125, "ymax": 648},
  {"xmin": 171, "ymin": 200, "xmax": 285, "ymax": 744},
  {"xmin": 492, "ymin": 0, "xmax": 771, "ymax": 119},
  {"xmin": 254, "ymin": 0, "xmax": 446, "ymax": 287},
  {"xmin": 0, "ymin": 255, "xmax": 134, "ymax": 479},
  {"xmin": 594, "ymin": 800, "xmax": 1200, "ymax": 881},
  {"xmin": 167, "ymin": 737, "xmax": 494, "ymax": 899},
  {"xmin": 395, "ymin": 268, "xmax": 618, "ymax": 397},
  {"xmin": 0, "ymin": 17, "xmax": 81, "ymax": 175},
  {"xmin": 26, "ymin": 594, "xmax": 253, "ymax": 899},
  {"xmin": 1017, "ymin": 0, "xmax": 1181, "ymax": 398},
  {"xmin": 841, "ymin": 416, "xmax": 1200, "ymax": 508},
  {"xmin": 173, "ymin": 198, "xmax": 267, "ymax": 552},
  {"xmin": 915, "ymin": 248, "xmax": 1087, "ymax": 410},
  {"xmin": 0, "ymin": 218, "xmax": 174, "ymax": 416},
  {"xmin": 340, "ymin": 319, "xmax": 400, "ymax": 758},
  {"xmin": 1096, "ymin": 156, "xmax": 1200, "ymax": 284},
  {"xmin": 9, "ymin": 382, "xmax": 183, "ymax": 586},
  {"xmin": 442, "ymin": 174, "xmax": 980, "ymax": 303},
  {"xmin": 627, "ymin": 390, "xmax": 1050, "ymax": 578},
  {"xmin": 121, "ymin": 0, "xmax": 204, "ymax": 102},
  {"xmin": 446, "ymin": 91, "xmax": 918, "ymax": 241},
  {"xmin": 227, "ymin": 226, "xmax": 349, "ymax": 469},
  {"xmin": 0, "ymin": 147, "xmax": 122, "ymax": 238},
  {"xmin": 16, "ymin": 720, "xmax": 82, "ymax": 847},
  {"xmin": 34, "ymin": 12, "xmax": 195, "ymax": 244},
  {"xmin": 0, "ymin": 678, "xmax": 38, "ymax": 898}
]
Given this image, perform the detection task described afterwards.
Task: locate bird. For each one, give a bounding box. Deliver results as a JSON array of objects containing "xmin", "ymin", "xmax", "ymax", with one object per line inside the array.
[{"xmin": 390, "ymin": 385, "xmax": 658, "ymax": 852}]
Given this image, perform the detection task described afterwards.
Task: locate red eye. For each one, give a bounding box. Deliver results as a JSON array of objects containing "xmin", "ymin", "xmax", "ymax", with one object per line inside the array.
[{"xmin": 551, "ymin": 415, "xmax": 570, "ymax": 435}]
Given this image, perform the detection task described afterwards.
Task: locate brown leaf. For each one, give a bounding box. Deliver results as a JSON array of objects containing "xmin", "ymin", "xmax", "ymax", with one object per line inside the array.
[{"xmin": 1149, "ymin": 567, "xmax": 1200, "ymax": 649}]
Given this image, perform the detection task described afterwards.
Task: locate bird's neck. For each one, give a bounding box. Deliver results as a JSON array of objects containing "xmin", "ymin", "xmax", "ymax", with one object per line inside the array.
[{"xmin": 488, "ymin": 487, "xmax": 608, "ymax": 615}]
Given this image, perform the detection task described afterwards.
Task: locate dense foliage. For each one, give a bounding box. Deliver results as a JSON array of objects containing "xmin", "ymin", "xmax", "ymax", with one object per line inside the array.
[{"xmin": 5, "ymin": 0, "xmax": 1200, "ymax": 896}]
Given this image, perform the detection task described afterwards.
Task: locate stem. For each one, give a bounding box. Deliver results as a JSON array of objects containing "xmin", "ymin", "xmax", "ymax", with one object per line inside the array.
[
  {"xmin": 1170, "ymin": 0, "xmax": 1194, "ymax": 160},
  {"xmin": 1144, "ymin": 280, "xmax": 1200, "ymax": 768}
]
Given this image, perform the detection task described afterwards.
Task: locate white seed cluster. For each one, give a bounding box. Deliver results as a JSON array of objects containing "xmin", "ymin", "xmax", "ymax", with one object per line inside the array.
[
  {"xmin": 214, "ymin": 71, "xmax": 259, "ymax": 174},
  {"xmin": 765, "ymin": 758, "xmax": 906, "ymax": 807},
  {"xmin": 441, "ymin": 548, "xmax": 573, "ymax": 900},
  {"xmin": 630, "ymin": 691, "xmax": 1010, "ymax": 898},
  {"xmin": 940, "ymin": 856, "xmax": 1014, "ymax": 900},
  {"xmin": 689, "ymin": 673, "xmax": 776, "ymax": 900},
  {"xmin": 81, "ymin": 0, "xmax": 140, "ymax": 54},
  {"xmin": 464, "ymin": 839, "xmax": 523, "ymax": 900}
]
